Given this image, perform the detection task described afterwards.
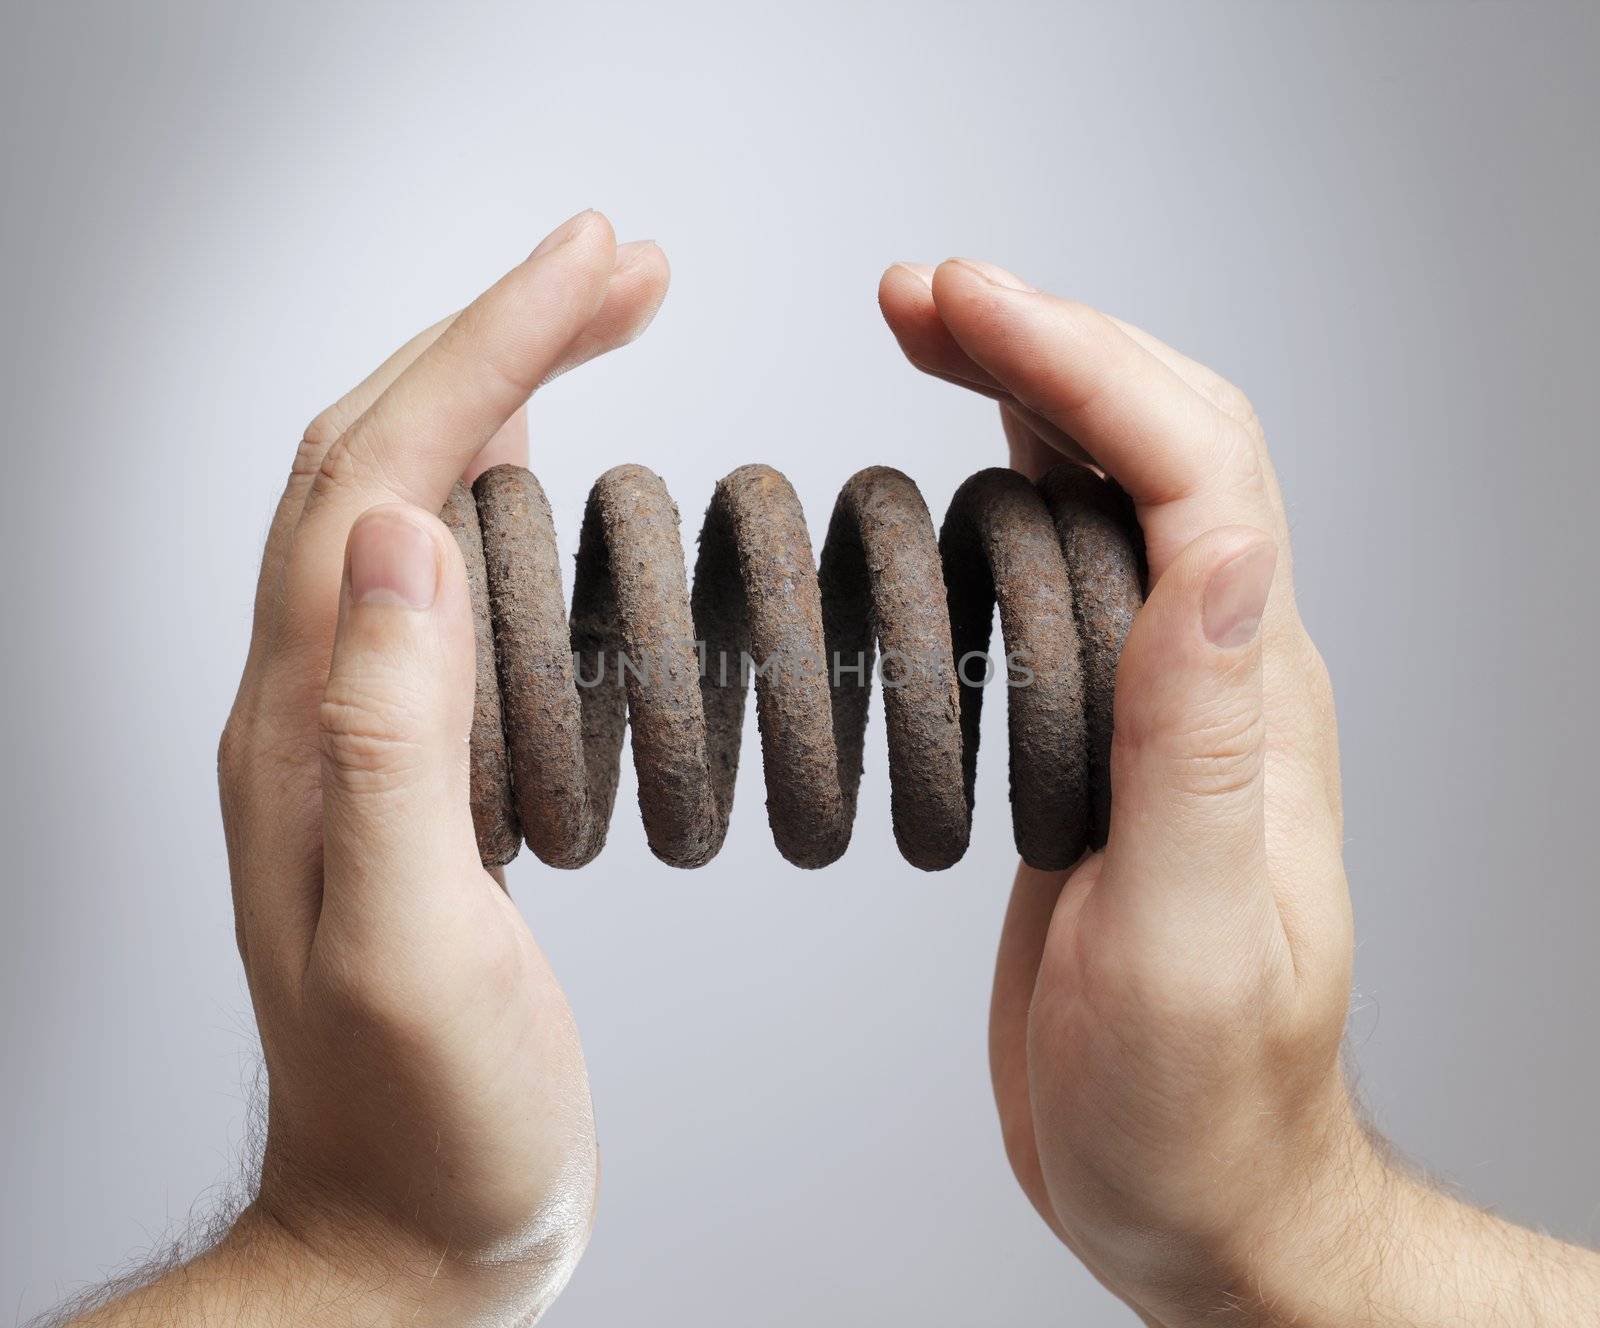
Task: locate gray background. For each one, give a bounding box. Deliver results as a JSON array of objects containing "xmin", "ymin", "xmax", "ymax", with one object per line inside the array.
[{"xmin": 3, "ymin": 1, "xmax": 1596, "ymax": 1323}]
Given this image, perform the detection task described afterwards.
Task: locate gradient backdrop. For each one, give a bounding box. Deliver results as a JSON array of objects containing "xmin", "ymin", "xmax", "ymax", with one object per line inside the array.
[{"xmin": 3, "ymin": 2, "xmax": 1597, "ymax": 1323}]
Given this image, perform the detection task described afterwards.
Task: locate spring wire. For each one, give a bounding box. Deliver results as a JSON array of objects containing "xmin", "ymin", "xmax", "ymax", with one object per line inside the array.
[{"xmin": 443, "ymin": 462, "xmax": 1144, "ymax": 874}]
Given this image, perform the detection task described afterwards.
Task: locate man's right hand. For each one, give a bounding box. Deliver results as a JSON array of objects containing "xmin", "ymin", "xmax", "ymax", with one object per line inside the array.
[{"xmin": 880, "ymin": 257, "xmax": 1600, "ymax": 1327}]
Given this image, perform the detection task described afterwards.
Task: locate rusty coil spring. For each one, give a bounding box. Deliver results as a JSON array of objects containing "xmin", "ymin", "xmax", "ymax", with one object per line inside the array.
[{"xmin": 442, "ymin": 461, "xmax": 1145, "ymax": 873}]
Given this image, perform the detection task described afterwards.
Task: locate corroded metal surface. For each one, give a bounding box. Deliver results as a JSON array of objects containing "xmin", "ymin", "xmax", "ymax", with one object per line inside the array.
[
  {"xmin": 441, "ymin": 482, "xmax": 520, "ymax": 866},
  {"xmin": 460, "ymin": 461, "xmax": 1143, "ymax": 873},
  {"xmin": 1037, "ymin": 465, "xmax": 1144, "ymax": 849}
]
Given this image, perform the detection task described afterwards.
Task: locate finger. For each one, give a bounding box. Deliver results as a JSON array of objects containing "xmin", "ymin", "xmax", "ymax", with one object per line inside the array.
[
  {"xmin": 926, "ymin": 259, "xmax": 1286, "ymax": 582},
  {"xmin": 534, "ymin": 238, "xmax": 670, "ymax": 388},
  {"xmin": 1000, "ymin": 402, "xmax": 1066, "ymax": 481},
  {"xmin": 1100, "ymin": 527, "xmax": 1278, "ymax": 909},
  {"xmin": 302, "ymin": 314, "xmax": 460, "ymax": 476},
  {"xmin": 464, "ymin": 406, "xmax": 529, "ymax": 483},
  {"xmin": 1027, "ymin": 528, "xmax": 1292, "ymax": 1207},
  {"xmin": 311, "ymin": 513, "xmax": 596, "ymax": 1262},
  {"xmin": 275, "ymin": 210, "xmax": 621, "ymax": 659},
  {"xmin": 316, "ymin": 504, "xmax": 482, "ymax": 946},
  {"xmin": 248, "ymin": 312, "xmax": 460, "ymax": 648},
  {"xmin": 922, "ymin": 260, "xmax": 1349, "ymax": 847},
  {"xmin": 292, "ymin": 236, "xmax": 665, "ymax": 504},
  {"xmin": 458, "ymin": 240, "xmax": 669, "ymax": 483},
  {"xmin": 1103, "ymin": 313, "xmax": 1261, "ymax": 432},
  {"xmin": 263, "ymin": 233, "xmax": 668, "ymax": 615},
  {"xmin": 878, "ymin": 262, "xmax": 993, "ymax": 390},
  {"xmin": 1097, "ymin": 312, "xmax": 1295, "ymax": 528},
  {"xmin": 302, "ymin": 208, "xmax": 616, "ymax": 524},
  {"xmin": 878, "ymin": 263, "xmax": 1089, "ymax": 463}
]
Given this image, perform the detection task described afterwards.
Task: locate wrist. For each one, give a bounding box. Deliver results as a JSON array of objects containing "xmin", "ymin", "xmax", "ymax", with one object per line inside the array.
[
  {"xmin": 1207, "ymin": 1107, "xmax": 1400, "ymax": 1328},
  {"xmin": 1148, "ymin": 1096, "xmax": 1592, "ymax": 1328},
  {"xmin": 234, "ymin": 1191, "xmax": 573, "ymax": 1328},
  {"xmin": 64, "ymin": 1205, "xmax": 451, "ymax": 1328},
  {"xmin": 1116, "ymin": 1085, "xmax": 1396, "ymax": 1328}
]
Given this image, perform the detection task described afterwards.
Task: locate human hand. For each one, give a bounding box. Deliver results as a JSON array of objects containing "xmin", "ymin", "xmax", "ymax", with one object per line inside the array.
[
  {"xmin": 207, "ymin": 210, "xmax": 669, "ymax": 1324},
  {"xmin": 879, "ymin": 259, "xmax": 1363, "ymax": 1324}
]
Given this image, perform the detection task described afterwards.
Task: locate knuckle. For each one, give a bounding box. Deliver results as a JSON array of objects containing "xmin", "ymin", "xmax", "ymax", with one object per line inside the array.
[
  {"xmin": 305, "ymin": 419, "xmax": 408, "ymax": 516},
  {"xmin": 318, "ymin": 675, "xmax": 426, "ymax": 786},
  {"xmin": 1117, "ymin": 697, "xmax": 1265, "ymax": 801},
  {"xmin": 294, "ymin": 412, "xmax": 344, "ymax": 481},
  {"xmin": 289, "ymin": 434, "xmax": 325, "ymax": 485},
  {"xmin": 218, "ymin": 699, "xmax": 308, "ymax": 798},
  {"xmin": 312, "ymin": 433, "xmax": 364, "ymax": 498},
  {"xmin": 217, "ymin": 699, "xmax": 323, "ymax": 844},
  {"xmin": 1171, "ymin": 709, "xmax": 1265, "ymax": 799},
  {"xmin": 217, "ymin": 711, "xmax": 252, "ymax": 788},
  {"xmin": 302, "ymin": 407, "xmax": 342, "ymax": 453},
  {"xmin": 1213, "ymin": 376, "xmax": 1262, "ymax": 436},
  {"xmin": 1210, "ymin": 410, "xmax": 1269, "ymax": 500}
]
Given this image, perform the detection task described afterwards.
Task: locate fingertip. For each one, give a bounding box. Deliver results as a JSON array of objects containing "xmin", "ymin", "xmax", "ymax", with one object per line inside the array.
[
  {"xmin": 884, "ymin": 261, "xmax": 935, "ymax": 288},
  {"xmin": 526, "ymin": 240, "xmax": 672, "ymax": 392},
  {"xmin": 942, "ymin": 257, "xmax": 1036, "ymax": 293},
  {"xmin": 616, "ymin": 238, "xmax": 668, "ymax": 278},
  {"xmin": 521, "ymin": 212, "xmax": 618, "ymax": 310},
  {"xmin": 879, "ymin": 261, "xmax": 935, "ymax": 313},
  {"xmin": 928, "ymin": 257, "xmax": 1012, "ymax": 331},
  {"xmin": 530, "ymin": 208, "xmax": 615, "ymax": 262},
  {"xmin": 609, "ymin": 240, "xmax": 671, "ymax": 338},
  {"xmin": 929, "ymin": 256, "xmax": 982, "ymax": 297}
]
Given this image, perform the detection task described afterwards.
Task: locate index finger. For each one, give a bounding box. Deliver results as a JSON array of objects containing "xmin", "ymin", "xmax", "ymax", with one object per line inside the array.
[
  {"xmin": 926, "ymin": 258, "xmax": 1283, "ymax": 583},
  {"xmin": 277, "ymin": 209, "xmax": 618, "ymax": 647},
  {"xmin": 303, "ymin": 209, "xmax": 616, "ymax": 524}
]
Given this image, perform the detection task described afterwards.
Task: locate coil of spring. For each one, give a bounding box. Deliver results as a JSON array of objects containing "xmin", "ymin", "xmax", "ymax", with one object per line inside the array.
[{"xmin": 442, "ymin": 461, "xmax": 1146, "ymax": 874}]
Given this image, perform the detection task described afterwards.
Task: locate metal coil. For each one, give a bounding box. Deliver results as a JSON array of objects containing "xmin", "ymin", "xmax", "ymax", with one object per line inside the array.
[{"xmin": 442, "ymin": 462, "xmax": 1144, "ymax": 873}]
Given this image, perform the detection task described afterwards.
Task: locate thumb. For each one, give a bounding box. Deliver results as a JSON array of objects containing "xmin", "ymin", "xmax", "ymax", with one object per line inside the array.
[
  {"xmin": 317, "ymin": 502, "xmax": 481, "ymax": 937},
  {"xmin": 1102, "ymin": 527, "xmax": 1278, "ymax": 901}
]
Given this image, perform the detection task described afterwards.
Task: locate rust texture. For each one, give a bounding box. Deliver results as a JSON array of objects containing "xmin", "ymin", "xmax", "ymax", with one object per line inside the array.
[
  {"xmin": 441, "ymin": 482, "xmax": 520, "ymax": 865},
  {"xmin": 454, "ymin": 461, "xmax": 1144, "ymax": 873}
]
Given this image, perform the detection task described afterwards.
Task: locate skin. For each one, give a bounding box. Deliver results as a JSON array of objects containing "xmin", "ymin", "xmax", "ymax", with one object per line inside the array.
[
  {"xmin": 877, "ymin": 258, "xmax": 1600, "ymax": 1325},
  {"xmin": 56, "ymin": 225, "xmax": 1599, "ymax": 1326},
  {"xmin": 69, "ymin": 210, "xmax": 673, "ymax": 1326}
]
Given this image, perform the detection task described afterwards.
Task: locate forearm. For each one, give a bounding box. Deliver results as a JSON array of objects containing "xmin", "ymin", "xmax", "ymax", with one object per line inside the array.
[
  {"xmin": 62, "ymin": 1204, "xmax": 550, "ymax": 1328},
  {"xmin": 1194, "ymin": 1130, "xmax": 1600, "ymax": 1328},
  {"xmin": 63, "ymin": 1208, "xmax": 374, "ymax": 1327},
  {"xmin": 1333, "ymin": 1160, "xmax": 1600, "ymax": 1327}
]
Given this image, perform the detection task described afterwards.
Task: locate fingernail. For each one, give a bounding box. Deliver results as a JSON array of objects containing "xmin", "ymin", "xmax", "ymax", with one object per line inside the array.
[
  {"xmin": 891, "ymin": 262, "xmax": 935, "ymax": 288},
  {"xmin": 1202, "ymin": 540, "xmax": 1277, "ymax": 648},
  {"xmin": 530, "ymin": 209, "xmax": 599, "ymax": 260},
  {"xmin": 349, "ymin": 510, "xmax": 438, "ymax": 610},
  {"xmin": 947, "ymin": 258, "xmax": 1035, "ymax": 292}
]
